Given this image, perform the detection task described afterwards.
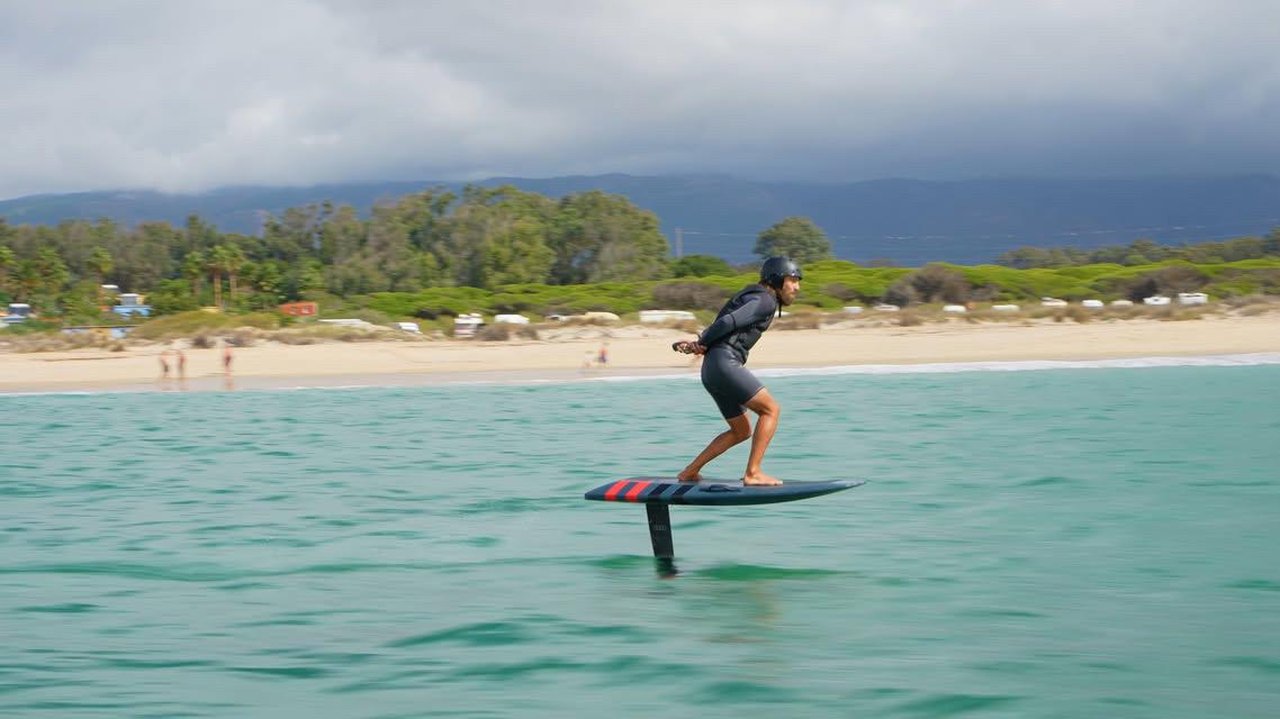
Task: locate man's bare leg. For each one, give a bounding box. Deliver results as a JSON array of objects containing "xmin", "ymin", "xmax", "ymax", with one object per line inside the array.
[
  {"xmin": 677, "ymin": 414, "xmax": 751, "ymax": 481},
  {"xmin": 741, "ymin": 389, "xmax": 782, "ymax": 486}
]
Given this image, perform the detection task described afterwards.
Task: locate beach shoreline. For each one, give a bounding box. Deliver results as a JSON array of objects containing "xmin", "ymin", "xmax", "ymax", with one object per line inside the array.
[{"xmin": 3, "ymin": 312, "xmax": 1280, "ymax": 394}]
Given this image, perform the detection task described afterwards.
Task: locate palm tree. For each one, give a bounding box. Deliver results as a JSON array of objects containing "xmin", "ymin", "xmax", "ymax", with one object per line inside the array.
[
  {"xmin": 182, "ymin": 250, "xmax": 205, "ymax": 303},
  {"xmin": 33, "ymin": 246, "xmax": 69, "ymax": 297},
  {"xmin": 14, "ymin": 260, "xmax": 41, "ymax": 301},
  {"xmin": 207, "ymin": 245, "xmax": 232, "ymax": 309},
  {"xmin": 222, "ymin": 243, "xmax": 247, "ymax": 307},
  {"xmin": 0, "ymin": 245, "xmax": 15, "ymax": 296},
  {"xmin": 87, "ymin": 246, "xmax": 114, "ymax": 305}
]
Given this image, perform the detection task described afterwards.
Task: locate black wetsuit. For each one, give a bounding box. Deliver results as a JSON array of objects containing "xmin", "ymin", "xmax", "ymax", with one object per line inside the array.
[{"xmin": 697, "ymin": 284, "xmax": 778, "ymax": 419}]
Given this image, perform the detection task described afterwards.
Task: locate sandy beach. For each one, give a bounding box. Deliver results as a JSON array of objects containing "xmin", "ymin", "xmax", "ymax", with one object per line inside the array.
[{"xmin": 3, "ymin": 311, "xmax": 1279, "ymax": 393}]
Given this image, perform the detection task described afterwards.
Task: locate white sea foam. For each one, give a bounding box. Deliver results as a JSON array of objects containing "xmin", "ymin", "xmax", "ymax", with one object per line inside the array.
[
  {"xmin": 6, "ymin": 353, "xmax": 1279, "ymax": 397},
  {"xmin": 757, "ymin": 352, "xmax": 1280, "ymax": 377},
  {"xmin": 593, "ymin": 352, "xmax": 1280, "ymax": 384}
]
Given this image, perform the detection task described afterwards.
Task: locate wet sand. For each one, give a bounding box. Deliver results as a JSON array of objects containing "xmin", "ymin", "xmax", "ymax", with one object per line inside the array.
[{"xmin": 4, "ymin": 311, "xmax": 1279, "ymax": 393}]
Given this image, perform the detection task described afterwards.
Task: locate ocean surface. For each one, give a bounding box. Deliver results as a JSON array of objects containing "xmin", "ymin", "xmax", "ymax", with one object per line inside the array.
[{"xmin": 2, "ymin": 358, "xmax": 1279, "ymax": 718}]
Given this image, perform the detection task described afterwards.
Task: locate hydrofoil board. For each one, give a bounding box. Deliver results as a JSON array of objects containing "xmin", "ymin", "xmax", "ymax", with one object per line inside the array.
[{"xmin": 585, "ymin": 477, "xmax": 864, "ymax": 507}]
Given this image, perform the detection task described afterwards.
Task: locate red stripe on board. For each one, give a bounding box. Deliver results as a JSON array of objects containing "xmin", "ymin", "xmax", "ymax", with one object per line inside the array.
[
  {"xmin": 604, "ymin": 480, "xmax": 630, "ymax": 500},
  {"xmin": 624, "ymin": 481, "xmax": 651, "ymax": 502}
]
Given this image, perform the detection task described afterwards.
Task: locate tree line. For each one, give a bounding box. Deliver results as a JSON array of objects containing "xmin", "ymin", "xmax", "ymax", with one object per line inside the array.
[
  {"xmin": 997, "ymin": 234, "xmax": 1280, "ymax": 269},
  {"xmin": 0, "ymin": 186, "xmax": 658, "ymax": 309},
  {"xmin": 5, "ymin": 177, "xmax": 1280, "ymax": 324},
  {"xmin": 0, "ymin": 183, "xmax": 835, "ymax": 321}
]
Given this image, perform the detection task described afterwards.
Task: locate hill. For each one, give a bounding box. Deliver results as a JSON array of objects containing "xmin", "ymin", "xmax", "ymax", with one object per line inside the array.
[{"xmin": 4, "ymin": 174, "xmax": 1279, "ymax": 265}]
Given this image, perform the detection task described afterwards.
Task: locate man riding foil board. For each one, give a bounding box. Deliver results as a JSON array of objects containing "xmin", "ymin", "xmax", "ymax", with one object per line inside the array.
[{"xmin": 672, "ymin": 256, "xmax": 803, "ymax": 486}]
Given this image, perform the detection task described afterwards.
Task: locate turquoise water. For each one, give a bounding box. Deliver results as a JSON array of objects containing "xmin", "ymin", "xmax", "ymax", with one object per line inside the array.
[{"xmin": 2, "ymin": 361, "xmax": 1279, "ymax": 718}]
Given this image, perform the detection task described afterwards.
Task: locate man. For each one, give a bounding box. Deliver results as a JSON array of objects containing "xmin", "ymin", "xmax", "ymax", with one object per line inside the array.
[{"xmin": 671, "ymin": 256, "xmax": 802, "ymax": 486}]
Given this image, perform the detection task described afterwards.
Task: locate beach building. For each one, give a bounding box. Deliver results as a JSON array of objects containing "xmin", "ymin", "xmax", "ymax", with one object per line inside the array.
[
  {"xmin": 60, "ymin": 325, "xmax": 135, "ymax": 340},
  {"xmin": 4, "ymin": 303, "xmax": 32, "ymax": 325},
  {"xmin": 111, "ymin": 293, "xmax": 152, "ymax": 318},
  {"xmin": 279, "ymin": 301, "xmax": 318, "ymax": 317}
]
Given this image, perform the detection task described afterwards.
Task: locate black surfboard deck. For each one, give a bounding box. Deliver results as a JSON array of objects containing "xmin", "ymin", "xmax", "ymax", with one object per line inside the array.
[{"xmin": 585, "ymin": 477, "xmax": 864, "ymax": 506}]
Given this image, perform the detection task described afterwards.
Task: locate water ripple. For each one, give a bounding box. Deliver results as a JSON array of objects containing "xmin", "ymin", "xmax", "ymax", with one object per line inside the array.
[{"xmin": 2, "ymin": 366, "xmax": 1277, "ymax": 717}]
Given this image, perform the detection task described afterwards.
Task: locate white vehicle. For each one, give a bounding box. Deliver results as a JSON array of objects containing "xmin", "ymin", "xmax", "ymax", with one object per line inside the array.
[
  {"xmin": 991, "ymin": 304, "xmax": 1020, "ymax": 312},
  {"xmin": 318, "ymin": 318, "xmax": 377, "ymax": 328},
  {"xmin": 872, "ymin": 304, "xmax": 900, "ymax": 312},
  {"xmin": 1040, "ymin": 297, "xmax": 1068, "ymax": 307},
  {"xmin": 1081, "ymin": 299, "xmax": 1105, "ymax": 309},
  {"xmin": 639, "ymin": 309, "xmax": 696, "ymax": 323},
  {"xmin": 842, "ymin": 305, "xmax": 864, "ymax": 314},
  {"xmin": 493, "ymin": 313, "xmax": 531, "ymax": 325},
  {"xmin": 453, "ymin": 313, "xmax": 485, "ymax": 337},
  {"xmin": 943, "ymin": 304, "xmax": 967, "ymax": 313},
  {"xmin": 1143, "ymin": 295, "xmax": 1171, "ymax": 306},
  {"xmin": 394, "ymin": 321, "xmax": 421, "ymax": 333},
  {"xmin": 1110, "ymin": 299, "xmax": 1134, "ymax": 308},
  {"xmin": 1177, "ymin": 292, "xmax": 1208, "ymax": 305}
]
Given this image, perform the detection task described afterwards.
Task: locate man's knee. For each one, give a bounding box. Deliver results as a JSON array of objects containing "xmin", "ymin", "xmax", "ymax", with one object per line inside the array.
[
  {"xmin": 726, "ymin": 416, "xmax": 752, "ymax": 443},
  {"xmin": 747, "ymin": 390, "xmax": 779, "ymax": 418}
]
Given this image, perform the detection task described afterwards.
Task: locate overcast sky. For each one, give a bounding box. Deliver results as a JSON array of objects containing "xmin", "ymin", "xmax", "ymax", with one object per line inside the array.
[{"xmin": 2, "ymin": 0, "xmax": 1278, "ymax": 199}]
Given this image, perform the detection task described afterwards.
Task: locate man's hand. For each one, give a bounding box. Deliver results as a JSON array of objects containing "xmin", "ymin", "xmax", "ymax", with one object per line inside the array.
[{"xmin": 671, "ymin": 339, "xmax": 706, "ymax": 355}]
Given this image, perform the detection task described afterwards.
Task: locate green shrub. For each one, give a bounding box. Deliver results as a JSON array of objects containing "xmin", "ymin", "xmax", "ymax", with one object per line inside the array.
[
  {"xmin": 2, "ymin": 319, "xmax": 62, "ymax": 335},
  {"xmin": 651, "ymin": 281, "xmax": 730, "ymax": 310},
  {"xmin": 671, "ymin": 254, "xmax": 735, "ymax": 277},
  {"xmin": 897, "ymin": 311, "xmax": 924, "ymax": 327},
  {"xmin": 774, "ymin": 311, "xmax": 822, "ymax": 330},
  {"xmin": 475, "ymin": 323, "xmax": 510, "ymax": 341},
  {"xmin": 130, "ymin": 311, "xmax": 236, "ymax": 339}
]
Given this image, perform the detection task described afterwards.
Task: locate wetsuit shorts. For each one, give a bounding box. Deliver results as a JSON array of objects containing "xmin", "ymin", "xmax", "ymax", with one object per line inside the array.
[{"xmin": 701, "ymin": 345, "xmax": 764, "ymax": 419}]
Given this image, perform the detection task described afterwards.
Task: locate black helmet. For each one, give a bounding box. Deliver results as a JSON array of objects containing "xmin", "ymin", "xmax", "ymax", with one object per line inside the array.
[{"xmin": 760, "ymin": 256, "xmax": 803, "ymax": 288}]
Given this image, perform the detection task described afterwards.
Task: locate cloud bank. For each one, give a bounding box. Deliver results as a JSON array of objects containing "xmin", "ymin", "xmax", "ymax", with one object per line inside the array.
[{"xmin": 2, "ymin": 0, "xmax": 1278, "ymax": 199}]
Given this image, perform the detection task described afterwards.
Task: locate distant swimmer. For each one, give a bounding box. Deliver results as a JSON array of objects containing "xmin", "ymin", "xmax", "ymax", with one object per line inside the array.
[{"xmin": 671, "ymin": 256, "xmax": 802, "ymax": 486}]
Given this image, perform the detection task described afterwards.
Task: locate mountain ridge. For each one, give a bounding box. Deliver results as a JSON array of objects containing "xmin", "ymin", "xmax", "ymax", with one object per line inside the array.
[{"xmin": 4, "ymin": 174, "xmax": 1278, "ymax": 265}]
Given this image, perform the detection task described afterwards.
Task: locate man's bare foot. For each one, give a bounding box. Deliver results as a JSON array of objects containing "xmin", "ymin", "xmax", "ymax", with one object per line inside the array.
[
  {"xmin": 676, "ymin": 470, "xmax": 702, "ymax": 482},
  {"xmin": 743, "ymin": 472, "xmax": 782, "ymax": 486}
]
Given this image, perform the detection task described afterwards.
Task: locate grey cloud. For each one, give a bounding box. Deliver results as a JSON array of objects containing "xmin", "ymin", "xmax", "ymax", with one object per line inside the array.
[{"xmin": 1, "ymin": 0, "xmax": 1278, "ymax": 199}]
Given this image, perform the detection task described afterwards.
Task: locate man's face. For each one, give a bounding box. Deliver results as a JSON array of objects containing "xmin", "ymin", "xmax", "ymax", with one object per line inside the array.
[{"xmin": 778, "ymin": 275, "xmax": 801, "ymax": 305}]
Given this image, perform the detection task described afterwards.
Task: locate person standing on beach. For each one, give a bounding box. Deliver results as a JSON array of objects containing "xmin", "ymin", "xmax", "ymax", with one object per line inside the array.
[
  {"xmin": 671, "ymin": 256, "xmax": 802, "ymax": 486},
  {"xmin": 158, "ymin": 350, "xmax": 171, "ymax": 380}
]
